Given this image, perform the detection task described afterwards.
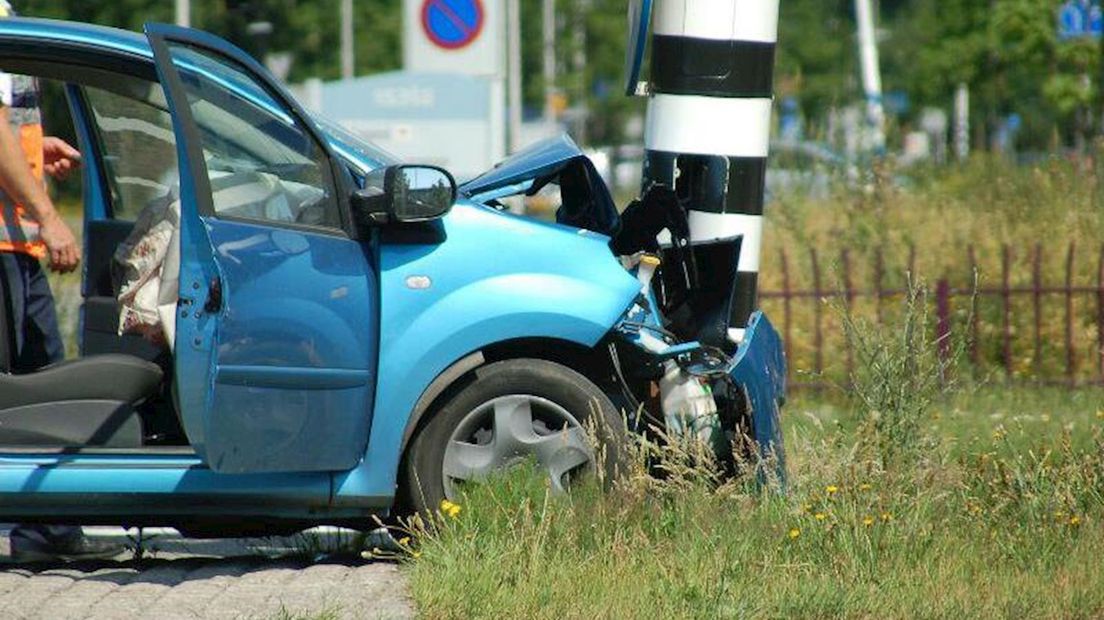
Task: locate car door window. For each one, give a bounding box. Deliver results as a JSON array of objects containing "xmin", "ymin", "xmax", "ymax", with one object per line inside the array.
[
  {"xmin": 83, "ymin": 81, "xmax": 179, "ymax": 222},
  {"xmin": 167, "ymin": 43, "xmax": 342, "ymax": 230}
]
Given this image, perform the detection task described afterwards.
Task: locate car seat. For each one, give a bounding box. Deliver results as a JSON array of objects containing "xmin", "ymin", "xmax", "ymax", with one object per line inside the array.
[{"xmin": 0, "ymin": 280, "xmax": 164, "ymax": 448}]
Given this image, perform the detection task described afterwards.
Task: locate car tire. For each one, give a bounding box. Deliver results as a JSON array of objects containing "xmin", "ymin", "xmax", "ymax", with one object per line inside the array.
[{"xmin": 400, "ymin": 358, "xmax": 627, "ymax": 515}]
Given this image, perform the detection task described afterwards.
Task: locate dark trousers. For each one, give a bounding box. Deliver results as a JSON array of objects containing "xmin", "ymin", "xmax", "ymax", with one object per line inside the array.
[
  {"xmin": 0, "ymin": 251, "xmax": 81, "ymax": 550},
  {"xmin": 0, "ymin": 252, "xmax": 63, "ymax": 371}
]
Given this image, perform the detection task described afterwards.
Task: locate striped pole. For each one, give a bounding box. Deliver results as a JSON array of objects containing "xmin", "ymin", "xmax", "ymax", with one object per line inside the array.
[{"xmin": 643, "ymin": 0, "xmax": 779, "ymax": 343}]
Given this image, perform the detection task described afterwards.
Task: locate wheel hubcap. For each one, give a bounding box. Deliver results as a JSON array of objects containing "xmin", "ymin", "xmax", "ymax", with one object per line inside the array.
[{"xmin": 442, "ymin": 394, "xmax": 593, "ymax": 499}]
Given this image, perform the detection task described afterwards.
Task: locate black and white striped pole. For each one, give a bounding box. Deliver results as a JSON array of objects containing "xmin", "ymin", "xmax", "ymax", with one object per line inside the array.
[{"xmin": 641, "ymin": 0, "xmax": 779, "ymax": 344}]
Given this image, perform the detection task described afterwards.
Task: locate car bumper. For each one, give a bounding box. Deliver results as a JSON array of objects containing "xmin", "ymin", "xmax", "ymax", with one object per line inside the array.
[{"xmin": 728, "ymin": 311, "xmax": 787, "ymax": 479}]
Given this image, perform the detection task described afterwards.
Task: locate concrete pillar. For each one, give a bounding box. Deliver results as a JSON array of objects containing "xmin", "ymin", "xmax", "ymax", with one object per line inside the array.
[{"xmin": 642, "ymin": 0, "xmax": 779, "ymax": 342}]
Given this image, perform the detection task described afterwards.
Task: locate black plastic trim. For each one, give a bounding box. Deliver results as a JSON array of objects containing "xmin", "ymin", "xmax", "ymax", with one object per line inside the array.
[
  {"xmin": 644, "ymin": 151, "xmax": 767, "ymax": 215},
  {"xmin": 651, "ymin": 35, "xmax": 775, "ymax": 98},
  {"xmin": 729, "ymin": 271, "xmax": 759, "ymax": 329}
]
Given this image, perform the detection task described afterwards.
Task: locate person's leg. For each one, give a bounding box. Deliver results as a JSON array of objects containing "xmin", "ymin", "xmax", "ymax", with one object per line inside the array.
[
  {"xmin": 0, "ymin": 251, "xmax": 26, "ymax": 372},
  {"xmin": 5, "ymin": 253, "xmax": 119, "ymax": 560}
]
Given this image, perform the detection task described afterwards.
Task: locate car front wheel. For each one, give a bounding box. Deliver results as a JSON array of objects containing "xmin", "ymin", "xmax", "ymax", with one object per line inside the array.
[{"xmin": 401, "ymin": 358, "xmax": 627, "ymax": 514}]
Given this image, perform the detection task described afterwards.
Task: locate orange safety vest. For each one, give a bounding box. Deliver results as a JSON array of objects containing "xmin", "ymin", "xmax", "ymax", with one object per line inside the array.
[{"xmin": 0, "ymin": 1, "xmax": 46, "ymax": 259}]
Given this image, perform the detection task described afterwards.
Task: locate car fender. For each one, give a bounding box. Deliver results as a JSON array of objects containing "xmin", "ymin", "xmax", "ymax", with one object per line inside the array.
[{"xmin": 331, "ymin": 203, "xmax": 641, "ymax": 505}]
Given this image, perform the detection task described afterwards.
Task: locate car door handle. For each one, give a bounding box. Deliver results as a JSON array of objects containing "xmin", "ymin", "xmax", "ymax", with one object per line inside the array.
[{"xmin": 204, "ymin": 276, "xmax": 223, "ymax": 313}]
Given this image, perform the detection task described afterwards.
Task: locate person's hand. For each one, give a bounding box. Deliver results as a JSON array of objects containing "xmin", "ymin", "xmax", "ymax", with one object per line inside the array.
[
  {"xmin": 42, "ymin": 137, "xmax": 81, "ymax": 180},
  {"xmin": 38, "ymin": 214, "xmax": 80, "ymax": 273}
]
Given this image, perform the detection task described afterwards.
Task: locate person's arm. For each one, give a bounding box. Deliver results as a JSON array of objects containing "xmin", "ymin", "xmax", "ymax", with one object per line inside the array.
[{"xmin": 0, "ymin": 106, "xmax": 79, "ymax": 272}]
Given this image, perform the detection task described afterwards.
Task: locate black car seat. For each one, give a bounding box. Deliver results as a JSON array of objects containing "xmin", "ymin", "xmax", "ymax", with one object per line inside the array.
[{"xmin": 0, "ymin": 280, "xmax": 164, "ymax": 448}]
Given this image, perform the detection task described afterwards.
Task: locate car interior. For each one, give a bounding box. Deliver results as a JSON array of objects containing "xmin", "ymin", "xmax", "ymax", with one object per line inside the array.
[{"xmin": 0, "ymin": 53, "xmax": 358, "ymax": 453}]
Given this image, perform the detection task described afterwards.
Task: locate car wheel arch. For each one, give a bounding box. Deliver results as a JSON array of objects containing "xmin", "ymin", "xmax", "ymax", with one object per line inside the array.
[{"xmin": 398, "ymin": 337, "xmax": 617, "ymax": 454}]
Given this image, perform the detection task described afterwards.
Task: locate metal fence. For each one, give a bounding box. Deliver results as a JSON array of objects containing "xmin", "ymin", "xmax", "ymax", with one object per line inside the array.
[{"xmin": 759, "ymin": 242, "xmax": 1104, "ymax": 389}]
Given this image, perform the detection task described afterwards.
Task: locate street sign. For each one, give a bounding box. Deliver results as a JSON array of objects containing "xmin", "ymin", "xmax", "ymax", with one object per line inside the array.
[
  {"xmin": 320, "ymin": 72, "xmax": 501, "ymax": 181},
  {"xmin": 422, "ymin": 0, "xmax": 485, "ymax": 50},
  {"xmin": 1059, "ymin": 0, "xmax": 1103, "ymax": 40}
]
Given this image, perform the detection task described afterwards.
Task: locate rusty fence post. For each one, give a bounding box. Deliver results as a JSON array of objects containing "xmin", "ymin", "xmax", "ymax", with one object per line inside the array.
[
  {"xmin": 1066, "ymin": 242, "xmax": 1077, "ymax": 386},
  {"xmin": 936, "ymin": 278, "xmax": 952, "ymax": 380},
  {"xmin": 811, "ymin": 247, "xmax": 823, "ymax": 384},
  {"xmin": 1033, "ymin": 244, "xmax": 1043, "ymax": 379},
  {"xmin": 779, "ymin": 247, "xmax": 793, "ymax": 379},
  {"xmin": 967, "ymin": 245, "xmax": 980, "ymax": 369},
  {"xmin": 875, "ymin": 247, "xmax": 885, "ymax": 324},
  {"xmin": 842, "ymin": 248, "xmax": 854, "ymax": 380},
  {"xmin": 1002, "ymin": 245, "xmax": 1013, "ymax": 381},
  {"xmin": 1098, "ymin": 243, "xmax": 1104, "ymax": 385}
]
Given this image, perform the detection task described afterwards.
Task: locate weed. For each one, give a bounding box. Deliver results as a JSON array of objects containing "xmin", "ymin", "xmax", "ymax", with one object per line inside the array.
[{"xmin": 837, "ymin": 275, "xmax": 973, "ymax": 467}]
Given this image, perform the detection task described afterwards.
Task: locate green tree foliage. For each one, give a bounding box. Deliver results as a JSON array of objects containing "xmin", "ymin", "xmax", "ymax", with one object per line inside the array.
[
  {"xmin": 775, "ymin": 0, "xmax": 856, "ymax": 122},
  {"xmin": 17, "ymin": 0, "xmax": 400, "ymax": 81},
  {"xmin": 12, "ymin": 0, "xmax": 1104, "ymax": 151},
  {"xmin": 888, "ymin": 0, "xmax": 1102, "ymax": 149}
]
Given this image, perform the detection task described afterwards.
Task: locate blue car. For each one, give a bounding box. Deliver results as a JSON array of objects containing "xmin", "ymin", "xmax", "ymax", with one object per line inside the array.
[{"xmin": 0, "ymin": 18, "xmax": 785, "ymax": 535}]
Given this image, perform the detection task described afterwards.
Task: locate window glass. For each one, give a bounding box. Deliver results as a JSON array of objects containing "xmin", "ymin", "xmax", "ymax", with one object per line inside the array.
[
  {"xmin": 84, "ymin": 81, "xmax": 179, "ymax": 222},
  {"xmin": 168, "ymin": 43, "xmax": 341, "ymax": 229}
]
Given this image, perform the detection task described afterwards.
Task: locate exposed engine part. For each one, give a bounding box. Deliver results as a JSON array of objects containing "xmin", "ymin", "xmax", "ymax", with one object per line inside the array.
[{"xmin": 659, "ymin": 360, "xmax": 720, "ymax": 447}]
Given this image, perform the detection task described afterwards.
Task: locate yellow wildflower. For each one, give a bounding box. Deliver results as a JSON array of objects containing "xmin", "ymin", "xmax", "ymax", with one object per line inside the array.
[
  {"xmin": 398, "ymin": 536, "xmax": 411, "ymax": 547},
  {"xmin": 440, "ymin": 499, "xmax": 462, "ymax": 518},
  {"xmin": 413, "ymin": 550, "xmax": 422, "ymax": 558},
  {"xmin": 815, "ymin": 512, "xmax": 827, "ymax": 521},
  {"xmin": 880, "ymin": 512, "xmax": 893, "ymax": 522},
  {"xmin": 859, "ymin": 483, "xmax": 872, "ymax": 491},
  {"xmin": 1070, "ymin": 515, "xmax": 1082, "ymax": 527},
  {"xmin": 863, "ymin": 516, "xmax": 875, "ymax": 527},
  {"xmin": 825, "ymin": 485, "xmax": 839, "ymax": 495},
  {"xmin": 788, "ymin": 528, "xmax": 801, "ymax": 539},
  {"xmin": 1054, "ymin": 511, "xmax": 1066, "ymax": 522}
]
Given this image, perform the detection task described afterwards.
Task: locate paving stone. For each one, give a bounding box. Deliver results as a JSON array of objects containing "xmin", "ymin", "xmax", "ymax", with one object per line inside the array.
[{"xmin": 0, "ymin": 530, "xmax": 415, "ymax": 620}]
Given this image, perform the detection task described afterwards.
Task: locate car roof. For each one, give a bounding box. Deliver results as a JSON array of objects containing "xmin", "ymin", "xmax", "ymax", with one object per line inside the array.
[{"xmin": 0, "ymin": 16, "xmax": 153, "ymax": 61}]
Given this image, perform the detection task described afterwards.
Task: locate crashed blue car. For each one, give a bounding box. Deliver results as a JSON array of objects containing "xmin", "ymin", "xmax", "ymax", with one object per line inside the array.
[{"xmin": 0, "ymin": 18, "xmax": 784, "ymax": 535}]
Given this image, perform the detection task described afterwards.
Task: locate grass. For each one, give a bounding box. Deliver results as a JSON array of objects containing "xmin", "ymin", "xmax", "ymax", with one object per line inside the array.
[
  {"xmin": 403, "ymin": 274, "xmax": 1104, "ymax": 618},
  {"xmin": 403, "ymin": 386, "xmax": 1104, "ymax": 619}
]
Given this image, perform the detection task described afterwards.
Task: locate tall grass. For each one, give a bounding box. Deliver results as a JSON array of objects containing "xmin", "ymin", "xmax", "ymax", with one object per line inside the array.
[
  {"xmin": 404, "ymin": 259, "xmax": 1104, "ymax": 618},
  {"xmin": 760, "ymin": 155, "xmax": 1104, "ymax": 385}
]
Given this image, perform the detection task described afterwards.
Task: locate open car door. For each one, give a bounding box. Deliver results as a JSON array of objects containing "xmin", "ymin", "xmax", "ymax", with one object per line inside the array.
[{"xmin": 144, "ymin": 23, "xmax": 379, "ymax": 474}]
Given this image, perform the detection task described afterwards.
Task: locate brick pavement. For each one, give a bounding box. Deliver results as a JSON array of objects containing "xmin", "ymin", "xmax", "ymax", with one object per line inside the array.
[{"xmin": 0, "ymin": 528, "xmax": 415, "ymax": 620}]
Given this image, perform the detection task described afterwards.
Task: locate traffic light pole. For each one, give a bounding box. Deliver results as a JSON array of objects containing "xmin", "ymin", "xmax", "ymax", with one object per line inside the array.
[{"xmin": 641, "ymin": 0, "xmax": 779, "ymax": 343}]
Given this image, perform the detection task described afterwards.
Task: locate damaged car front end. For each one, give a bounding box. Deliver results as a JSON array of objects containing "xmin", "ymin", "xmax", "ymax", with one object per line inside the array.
[{"xmin": 460, "ymin": 135, "xmax": 787, "ymax": 479}]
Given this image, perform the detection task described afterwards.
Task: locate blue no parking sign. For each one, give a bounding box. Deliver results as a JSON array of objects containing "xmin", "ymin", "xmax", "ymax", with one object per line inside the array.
[{"xmin": 422, "ymin": 0, "xmax": 485, "ymax": 50}]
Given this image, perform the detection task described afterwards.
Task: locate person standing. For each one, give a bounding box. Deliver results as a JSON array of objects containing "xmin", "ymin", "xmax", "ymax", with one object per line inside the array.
[{"xmin": 0, "ymin": 0, "xmax": 120, "ymax": 562}]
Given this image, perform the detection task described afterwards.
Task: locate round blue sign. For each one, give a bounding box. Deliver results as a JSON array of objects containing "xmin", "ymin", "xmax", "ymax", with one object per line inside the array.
[{"xmin": 422, "ymin": 0, "xmax": 484, "ymax": 50}]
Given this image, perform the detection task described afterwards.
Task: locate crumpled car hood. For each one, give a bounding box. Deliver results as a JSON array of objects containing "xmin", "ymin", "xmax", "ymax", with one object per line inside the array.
[{"xmin": 459, "ymin": 134, "xmax": 621, "ymax": 238}]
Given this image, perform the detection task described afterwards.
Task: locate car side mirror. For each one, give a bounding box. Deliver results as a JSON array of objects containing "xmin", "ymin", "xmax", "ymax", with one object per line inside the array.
[{"xmin": 351, "ymin": 164, "xmax": 457, "ymax": 228}]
